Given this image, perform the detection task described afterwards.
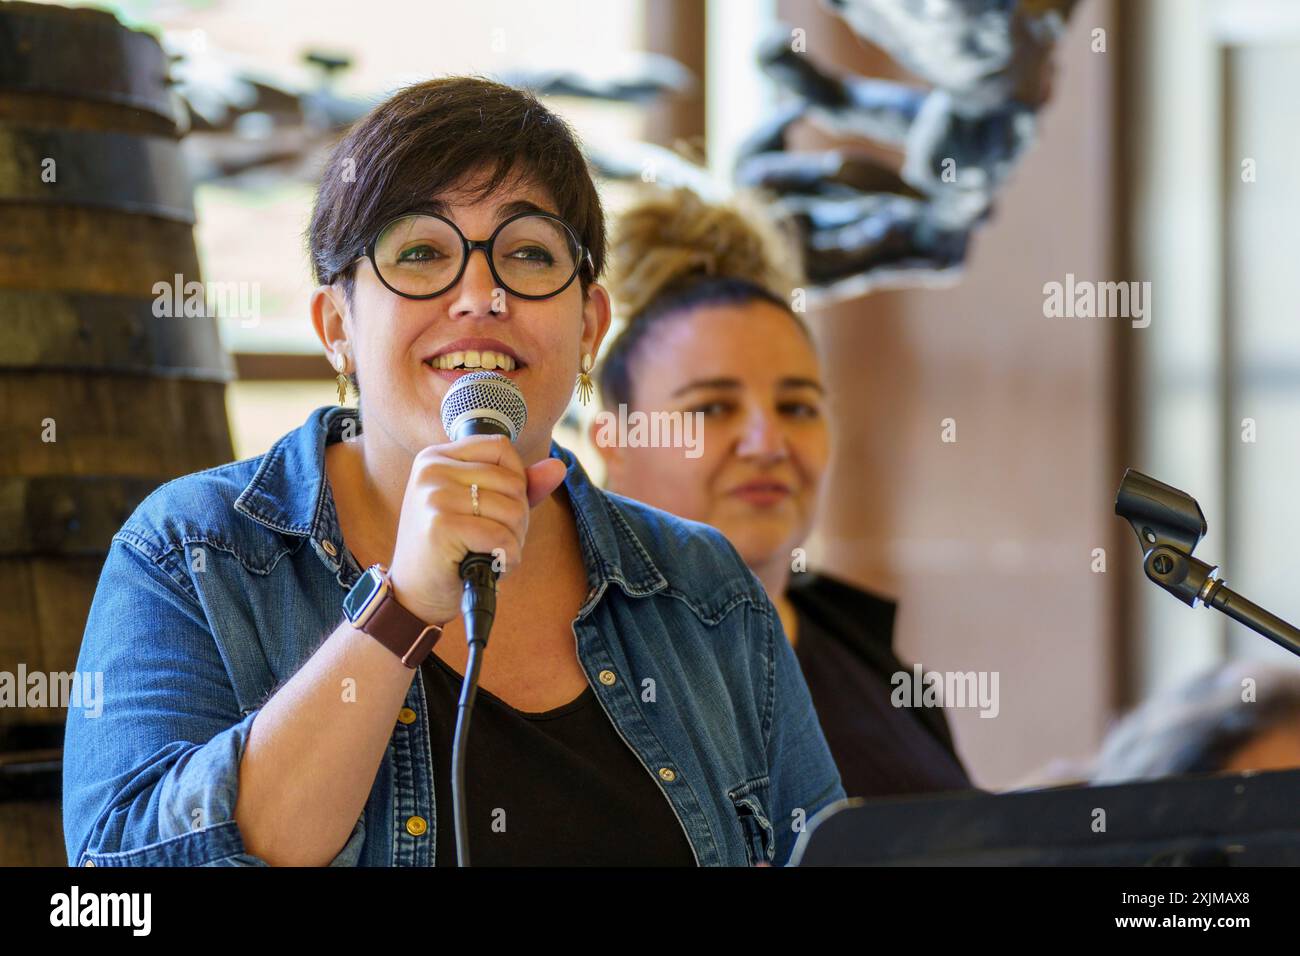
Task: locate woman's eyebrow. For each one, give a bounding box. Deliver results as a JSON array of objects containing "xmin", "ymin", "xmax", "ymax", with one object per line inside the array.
[
  {"xmin": 409, "ymin": 198, "xmax": 556, "ymax": 222},
  {"xmin": 671, "ymin": 378, "xmax": 742, "ymax": 397},
  {"xmin": 496, "ymin": 199, "xmax": 554, "ymax": 220},
  {"xmin": 671, "ymin": 377, "xmax": 825, "ymax": 398},
  {"xmin": 778, "ymin": 376, "xmax": 825, "ymax": 393}
]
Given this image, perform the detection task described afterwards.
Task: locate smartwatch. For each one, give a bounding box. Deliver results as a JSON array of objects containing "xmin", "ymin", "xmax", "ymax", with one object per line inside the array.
[{"xmin": 342, "ymin": 563, "xmax": 442, "ymax": 668}]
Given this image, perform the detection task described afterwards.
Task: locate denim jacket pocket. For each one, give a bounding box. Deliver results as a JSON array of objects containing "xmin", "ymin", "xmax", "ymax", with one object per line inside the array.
[{"xmin": 727, "ymin": 775, "xmax": 775, "ymax": 866}]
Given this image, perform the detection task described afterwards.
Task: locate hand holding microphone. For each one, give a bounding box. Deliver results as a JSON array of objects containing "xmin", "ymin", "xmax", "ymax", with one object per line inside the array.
[{"xmin": 386, "ymin": 371, "xmax": 565, "ymax": 630}]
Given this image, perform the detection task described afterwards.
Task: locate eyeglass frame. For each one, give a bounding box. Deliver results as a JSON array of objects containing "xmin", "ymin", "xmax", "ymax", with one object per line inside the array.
[{"xmin": 331, "ymin": 208, "xmax": 595, "ymax": 301}]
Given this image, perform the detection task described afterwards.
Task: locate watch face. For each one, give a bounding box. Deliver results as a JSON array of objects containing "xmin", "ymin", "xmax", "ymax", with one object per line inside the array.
[{"xmin": 343, "ymin": 566, "xmax": 384, "ymax": 622}]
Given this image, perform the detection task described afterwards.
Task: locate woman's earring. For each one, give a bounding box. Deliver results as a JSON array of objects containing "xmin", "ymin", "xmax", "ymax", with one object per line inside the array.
[
  {"xmin": 576, "ymin": 353, "xmax": 594, "ymax": 406},
  {"xmin": 333, "ymin": 353, "xmax": 350, "ymax": 405}
]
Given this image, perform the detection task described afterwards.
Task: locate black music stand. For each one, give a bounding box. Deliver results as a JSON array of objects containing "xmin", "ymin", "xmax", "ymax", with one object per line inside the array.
[{"xmin": 791, "ymin": 767, "xmax": 1300, "ymax": 865}]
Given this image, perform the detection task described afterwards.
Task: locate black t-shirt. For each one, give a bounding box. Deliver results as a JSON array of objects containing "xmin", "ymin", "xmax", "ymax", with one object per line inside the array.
[
  {"xmin": 420, "ymin": 653, "xmax": 697, "ymax": 866},
  {"xmin": 788, "ymin": 572, "xmax": 975, "ymax": 799}
]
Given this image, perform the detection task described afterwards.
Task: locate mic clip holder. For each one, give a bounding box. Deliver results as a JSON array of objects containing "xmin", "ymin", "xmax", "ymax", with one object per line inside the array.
[{"xmin": 1115, "ymin": 468, "xmax": 1300, "ymax": 658}]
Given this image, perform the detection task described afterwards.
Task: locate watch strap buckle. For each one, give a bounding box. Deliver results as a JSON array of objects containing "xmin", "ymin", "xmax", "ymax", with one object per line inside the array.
[{"xmin": 400, "ymin": 623, "xmax": 443, "ymax": 669}]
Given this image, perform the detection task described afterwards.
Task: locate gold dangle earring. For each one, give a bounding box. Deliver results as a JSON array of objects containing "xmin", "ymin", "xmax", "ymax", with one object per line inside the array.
[
  {"xmin": 334, "ymin": 352, "xmax": 350, "ymax": 405},
  {"xmin": 576, "ymin": 353, "xmax": 594, "ymax": 405}
]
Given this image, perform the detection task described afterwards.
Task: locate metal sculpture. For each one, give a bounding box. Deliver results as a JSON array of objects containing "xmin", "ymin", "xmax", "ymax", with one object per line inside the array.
[{"xmin": 735, "ymin": 0, "xmax": 1080, "ymax": 304}]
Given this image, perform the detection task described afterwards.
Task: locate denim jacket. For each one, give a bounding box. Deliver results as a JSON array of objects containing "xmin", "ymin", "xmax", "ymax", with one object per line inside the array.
[{"xmin": 62, "ymin": 404, "xmax": 844, "ymax": 867}]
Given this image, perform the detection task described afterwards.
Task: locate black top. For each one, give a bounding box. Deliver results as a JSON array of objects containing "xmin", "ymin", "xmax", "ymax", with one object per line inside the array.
[
  {"xmin": 788, "ymin": 572, "xmax": 975, "ymax": 799},
  {"xmin": 420, "ymin": 653, "xmax": 697, "ymax": 866}
]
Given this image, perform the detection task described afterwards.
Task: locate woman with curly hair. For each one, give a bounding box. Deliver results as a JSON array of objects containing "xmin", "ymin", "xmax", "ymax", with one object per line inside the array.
[{"xmin": 594, "ymin": 186, "xmax": 973, "ymax": 799}]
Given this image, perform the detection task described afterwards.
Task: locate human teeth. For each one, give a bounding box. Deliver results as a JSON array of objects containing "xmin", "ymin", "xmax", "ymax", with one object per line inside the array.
[{"xmin": 429, "ymin": 349, "xmax": 517, "ymax": 371}]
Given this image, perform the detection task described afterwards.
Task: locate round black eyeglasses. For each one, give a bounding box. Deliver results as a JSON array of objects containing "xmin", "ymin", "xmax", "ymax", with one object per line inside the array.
[{"xmin": 335, "ymin": 210, "xmax": 593, "ymax": 301}]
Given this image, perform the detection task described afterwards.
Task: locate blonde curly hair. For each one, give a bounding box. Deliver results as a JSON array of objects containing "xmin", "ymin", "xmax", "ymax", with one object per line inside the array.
[
  {"xmin": 605, "ymin": 186, "xmax": 803, "ymax": 321},
  {"xmin": 598, "ymin": 186, "xmax": 808, "ymax": 407}
]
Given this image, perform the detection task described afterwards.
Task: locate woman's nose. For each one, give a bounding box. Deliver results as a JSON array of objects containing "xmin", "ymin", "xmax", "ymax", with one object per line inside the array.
[
  {"xmin": 450, "ymin": 247, "xmax": 505, "ymax": 317},
  {"xmin": 736, "ymin": 406, "xmax": 789, "ymax": 461}
]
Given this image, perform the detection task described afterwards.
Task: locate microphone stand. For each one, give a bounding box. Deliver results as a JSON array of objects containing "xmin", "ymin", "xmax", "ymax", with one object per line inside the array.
[
  {"xmin": 1116, "ymin": 468, "xmax": 1300, "ymax": 659},
  {"xmin": 1133, "ymin": 546, "xmax": 1300, "ymax": 658}
]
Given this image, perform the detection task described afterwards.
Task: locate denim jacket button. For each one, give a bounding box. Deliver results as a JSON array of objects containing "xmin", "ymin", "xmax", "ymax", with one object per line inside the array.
[
  {"xmin": 321, "ymin": 540, "xmax": 338, "ymax": 557},
  {"xmin": 405, "ymin": 815, "xmax": 428, "ymax": 837},
  {"xmin": 598, "ymin": 670, "xmax": 617, "ymax": 686},
  {"xmin": 397, "ymin": 707, "xmax": 417, "ymax": 725},
  {"xmin": 658, "ymin": 767, "xmax": 677, "ymax": 783}
]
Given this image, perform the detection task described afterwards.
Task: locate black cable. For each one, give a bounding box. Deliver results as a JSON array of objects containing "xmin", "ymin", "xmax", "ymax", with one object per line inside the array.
[
  {"xmin": 451, "ymin": 555, "xmax": 498, "ymax": 867},
  {"xmin": 451, "ymin": 637, "xmax": 484, "ymax": 867}
]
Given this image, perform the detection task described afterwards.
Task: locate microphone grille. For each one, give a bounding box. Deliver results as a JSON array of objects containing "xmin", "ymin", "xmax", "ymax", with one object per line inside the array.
[{"xmin": 440, "ymin": 371, "xmax": 528, "ymax": 441}]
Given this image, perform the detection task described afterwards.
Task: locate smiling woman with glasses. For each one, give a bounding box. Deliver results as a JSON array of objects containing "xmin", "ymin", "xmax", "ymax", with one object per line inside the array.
[{"xmin": 62, "ymin": 75, "xmax": 845, "ymax": 868}]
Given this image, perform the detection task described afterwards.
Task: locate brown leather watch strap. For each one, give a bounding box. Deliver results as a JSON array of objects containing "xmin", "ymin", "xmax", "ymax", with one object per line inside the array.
[{"xmin": 362, "ymin": 589, "xmax": 443, "ymax": 668}]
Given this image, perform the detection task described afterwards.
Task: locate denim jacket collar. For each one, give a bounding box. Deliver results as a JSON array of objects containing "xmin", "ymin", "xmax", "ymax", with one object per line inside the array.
[
  {"xmin": 232, "ymin": 404, "xmax": 668, "ymax": 606},
  {"xmin": 232, "ymin": 404, "xmax": 344, "ymax": 538}
]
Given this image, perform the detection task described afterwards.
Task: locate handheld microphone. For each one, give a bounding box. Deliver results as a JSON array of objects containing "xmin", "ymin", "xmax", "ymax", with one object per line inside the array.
[
  {"xmin": 439, "ymin": 370, "xmax": 528, "ymax": 645},
  {"xmin": 437, "ymin": 369, "xmax": 528, "ymax": 867},
  {"xmin": 440, "ymin": 369, "xmax": 529, "ymax": 444}
]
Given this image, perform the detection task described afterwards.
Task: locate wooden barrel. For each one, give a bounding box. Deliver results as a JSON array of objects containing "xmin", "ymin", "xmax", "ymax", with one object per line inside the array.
[{"xmin": 0, "ymin": 2, "xmax": 236, "ymax": 865}]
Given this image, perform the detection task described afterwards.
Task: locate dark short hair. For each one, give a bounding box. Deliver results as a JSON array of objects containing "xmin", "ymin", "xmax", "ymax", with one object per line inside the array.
[{"xmin": 306, "ymin": 75, "xmax": 607, "ymax": 395}]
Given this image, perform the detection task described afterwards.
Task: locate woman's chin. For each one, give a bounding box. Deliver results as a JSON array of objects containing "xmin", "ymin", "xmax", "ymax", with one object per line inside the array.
[{"xmin": 719, "ymin": 522, "xmax": 803, "ymax": 573}]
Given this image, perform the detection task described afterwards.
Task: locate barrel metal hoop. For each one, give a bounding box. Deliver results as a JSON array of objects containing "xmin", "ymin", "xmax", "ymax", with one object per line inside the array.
[
  {"xmin": 0, "ymin": 290, "xmax": 235, "ymax": 381},
  {"xmin": 0, "ymin": 4, "xmax": 178, "ymax": 123},
  {"xmin": 0, "ymin": 128, "xmax": 194, "ymax": 222}
]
